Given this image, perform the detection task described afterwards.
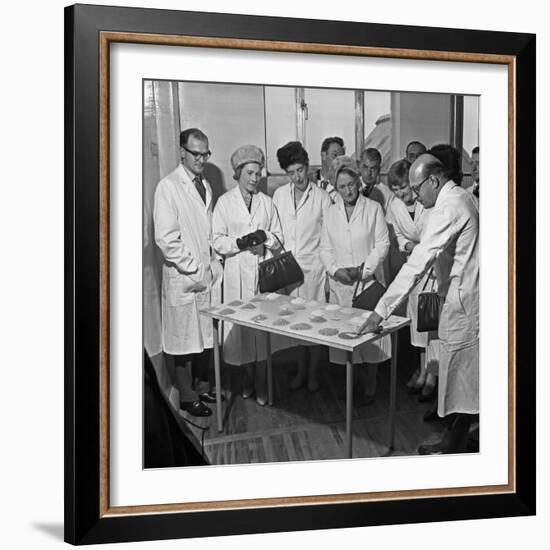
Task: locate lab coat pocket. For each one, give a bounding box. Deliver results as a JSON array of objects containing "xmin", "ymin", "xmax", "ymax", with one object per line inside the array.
[
  {"xmin": 166, "ymin": 280, "xmax": 197, "ymax": 307},
  {"xmin": 173, "ymin": 263, "xmax": 207, "ymax": 293},
  {"xmin": 458, "ymin": 287, "xmax": 479, "ymax": 339},
  {"xmin": 440, "ymin": 287, "xmax": 472, "ymax": 346}
]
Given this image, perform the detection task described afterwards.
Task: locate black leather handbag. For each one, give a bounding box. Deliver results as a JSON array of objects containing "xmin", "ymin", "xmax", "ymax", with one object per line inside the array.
[
  {"xmin": 351, "ymin": 263, "xmax": 386, "ymax": 311},
  {"xmin": 258, "ymin": 235, "xmax": 304, "ymax": 293},
  {"xmin": 417, "ymin": 267, "xmax": 440, "ymax": 332}
]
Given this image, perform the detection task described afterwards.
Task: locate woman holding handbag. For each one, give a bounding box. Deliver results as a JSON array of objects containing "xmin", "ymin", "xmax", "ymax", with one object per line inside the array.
[
  {"xmin": 320, "ymin": 159, "xmax": 392, "ymax": 405},
  {"xmin": 212, "ymin": 145, "xmax": 283, "ymax": 406},
  {"xmin": 386, "ymin": 159, "xmax": 439, "ymax": 404},
  {"xmin": 272, "ymin": 141, "xmax": 333, "ymax": 392}
]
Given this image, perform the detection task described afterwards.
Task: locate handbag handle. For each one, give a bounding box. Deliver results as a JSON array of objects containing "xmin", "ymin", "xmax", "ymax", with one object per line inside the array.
[
  {"xmin": 352, "ymin": 262, "xmax": 366, "ymax": 300},
  {"xmin": 421, "ymin": 267, "xmax": 437, "ymax": 292},
  {"xmin": 260, "ymin": 232, "xmax": 285, "ymax": 263},
  {"xmin": 271, "ymin": 232, "xmax": 286, "ymax": 253}
]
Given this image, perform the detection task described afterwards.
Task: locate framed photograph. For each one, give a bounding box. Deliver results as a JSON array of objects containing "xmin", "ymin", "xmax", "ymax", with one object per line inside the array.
[{"xmin": 65, "ymin": 3, "xmax": 535, "ymax": 545}]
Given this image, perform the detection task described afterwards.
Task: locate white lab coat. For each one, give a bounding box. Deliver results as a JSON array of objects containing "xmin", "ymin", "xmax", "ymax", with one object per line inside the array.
[
  {"xmin": 388, "ymin": 199, "xmax": 433, "ymax": 347},
  {"xmin": 363, "ymin": 180, "xmax": 401, "ymax": 286},
  {"xmin": 320, "ymin": 194, "xmax": 392, "ymax": 364},
  {"xmin": 273, "ymin": 182, "xmax": 332, "ymax": 301},
  {"xmin": 153, "ymin": 164, "xmax": 223, "ymax": 355},
  {"xmin": 212, "ymin": 186, "xmax": 283, "ymax": 366},
  {"xmin": 375, "ymin": 181, "xmax": 479, "ymax": 416},
  {"xmin": 362, "ymin": 180, "xmax": 395, "ymax": 215}
]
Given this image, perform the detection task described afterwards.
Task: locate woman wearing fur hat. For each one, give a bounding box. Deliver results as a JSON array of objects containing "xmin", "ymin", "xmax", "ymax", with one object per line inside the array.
[
  {"xmin": 272, "ymin": 141, "xmax": 332, "ymax": 392},
  {"xmin": 212, "ymin": 145, "xmax": 283, "ymax": 406}
]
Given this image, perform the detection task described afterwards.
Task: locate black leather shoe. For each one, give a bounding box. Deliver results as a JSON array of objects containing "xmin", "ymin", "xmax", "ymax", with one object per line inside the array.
[
  {"xmin": 198, "ymin": 391, "xmax": 225, "ymax": 404},
  {"xmin": 180, "ymin": 400, "xmax": 213, "ymax": 417}
]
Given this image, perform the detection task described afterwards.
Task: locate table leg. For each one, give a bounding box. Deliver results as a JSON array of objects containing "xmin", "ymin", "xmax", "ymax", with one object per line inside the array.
[
  {"xmin": 346, "ymin": 351, "xmax": 353, "ymax": 459},
  {"xmin": 389, "ymin": 331, "xmax": 398, "ymax": 450},
  {"xmin": 266, "ymin": 333, "xmax": 273, "ymax": 406},
  {"xmin": 213, "ymin": 319, "xmax": 223, "ymax": 433}
]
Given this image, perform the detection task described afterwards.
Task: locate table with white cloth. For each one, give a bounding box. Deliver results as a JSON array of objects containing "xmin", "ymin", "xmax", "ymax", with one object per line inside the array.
[{"xmin": 200, "ymin": 293, "xmax": 409, "ymax": 459}]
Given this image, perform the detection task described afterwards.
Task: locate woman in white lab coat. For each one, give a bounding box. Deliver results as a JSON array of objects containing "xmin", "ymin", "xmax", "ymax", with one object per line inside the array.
[
  {"xmin": 320, "ymin": 162, "xmax": 391, "ymax": 405},
  {"xmin": 386, "ymin": 159, "xmax": 439, "ymax": 402},
  {"xmin": 272, "ymin": 141, "xmax": 332, "ymax": 392},
  {"xmin": 212, "ymin": 145, "xmax": 283, "ymax": 406}
]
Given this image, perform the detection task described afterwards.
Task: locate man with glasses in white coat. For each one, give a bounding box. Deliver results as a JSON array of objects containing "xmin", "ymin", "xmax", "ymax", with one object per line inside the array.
[
  {"xmin": 360, "ymin": 153, "xmax": 479, "ymax": 454},
  {"xmin": 154, "ymin": 127, "xmax": 223, "ymax": 417}
]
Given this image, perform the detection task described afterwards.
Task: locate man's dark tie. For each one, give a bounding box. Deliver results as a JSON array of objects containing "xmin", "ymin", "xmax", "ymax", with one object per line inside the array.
[{"xmin": 193, "ymin": 176, "xmax": 206, "ymax": 204}]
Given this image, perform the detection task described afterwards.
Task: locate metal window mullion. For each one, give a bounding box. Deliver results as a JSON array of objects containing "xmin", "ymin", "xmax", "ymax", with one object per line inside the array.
[
  {"xmin": 355, "ymin": 90, "xmax": 365, "ymax": 158},
  {"xmin": 295, "ymin": 87, "xmax": 306, "ymax": 145}
]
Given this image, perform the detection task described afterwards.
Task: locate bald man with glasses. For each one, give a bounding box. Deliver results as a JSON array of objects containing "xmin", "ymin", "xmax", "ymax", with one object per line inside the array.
[{"xmin": 360, "ymin": 153, "xmax": 479, "ymax": 455}]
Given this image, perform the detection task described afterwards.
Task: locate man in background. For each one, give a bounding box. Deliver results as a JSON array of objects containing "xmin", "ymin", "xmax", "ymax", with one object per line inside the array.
[
  {"xmin": 358, "ymin": 147, "xmax": 394, "ymax": 213},
  {"xmin": 315, "ymin": 136, "xmax": 345, "ymax": 201},
  {"xmin": 154, "ymin": 127, "xmax": 223, "ymax": 417},
  {"xmin": 405, "ymin": 140, "xmax": 427, "ymax": 163}
]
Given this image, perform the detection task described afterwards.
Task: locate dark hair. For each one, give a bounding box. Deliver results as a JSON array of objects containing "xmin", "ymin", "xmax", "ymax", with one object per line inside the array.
[
  {"xmin": 406, "ymin": 141, "xmax": 427, "ymax": 154},
  {"xmin": 179, "ymin": 128, "xmax": 208, "ymax": 148},
  {"xmin": 472, "ymin": 146, "xmax": 479, "ymax": 155},
  {"xmin": 428, "ymin": 143, "xmax": 462, "ymax": 184},
  {"xmin": 321, "ymin": 136, "xmax": 344, "ymax": 154},
  {"xmin": 388, "ymin": 159, "xmax": 411, "ymax": 187},
  {"xmin": 360, "ymin": 147, "xmax": 382, "ymax": 164},
  {"xmin": 276, "ymin": 141, "xmax": 309, "ymax": 171}
]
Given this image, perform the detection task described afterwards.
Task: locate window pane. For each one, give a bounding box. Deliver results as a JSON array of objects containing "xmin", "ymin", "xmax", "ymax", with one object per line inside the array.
[
  {"xmin": 264, "ymin": 86, "xmax": 296, "ymax": 176},
  {"xmin": 363, "ymin": 91, "xmax": 392, "ymax": 174},
  {"xmin": 304, "ymin": 87, "xmax": 355, "ymax": 166},
  {"xmin": 178, "ymin": 82, "xmax": 265, "ymax": 196}
]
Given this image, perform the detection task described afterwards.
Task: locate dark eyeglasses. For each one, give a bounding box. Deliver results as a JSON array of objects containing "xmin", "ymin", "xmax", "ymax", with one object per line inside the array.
[
  {"xmin": 411, "ymin": 175, "xmax": 430, "ymax": 196},
  {"xmin": 182, "ymin": 145, "xmax": 211, "ymax": 161}
]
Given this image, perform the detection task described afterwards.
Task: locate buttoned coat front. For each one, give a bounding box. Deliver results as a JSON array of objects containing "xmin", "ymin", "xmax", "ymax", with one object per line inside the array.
[
  {"xmin": 320, "ymin": 194, "xmax": 391, "ymax": 364},
  {"xmin": 375, "ymin": 181, "xmax": 479, "ymax": 416},
  {"xmin": 153, "ymin": 164, "xmax": 222, "ymax": 355},
  {"xmin": 272, "ymin": 181, "xmax": 332, "ymax": 302},
  {"xmin": 212, "ymin": 186, "xmax": 282, "ymax": 366}
]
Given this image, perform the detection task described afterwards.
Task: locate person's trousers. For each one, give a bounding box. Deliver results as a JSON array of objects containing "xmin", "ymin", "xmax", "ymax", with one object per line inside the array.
[{"xmin": 169, "ymin": 349, "xmax": 213, "ymax": 403}]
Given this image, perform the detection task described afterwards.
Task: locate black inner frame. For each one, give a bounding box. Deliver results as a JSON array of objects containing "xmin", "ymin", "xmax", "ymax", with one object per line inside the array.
[{"xmin": 65, "ymin": 4, "xmax": 536, "ymax": 545}]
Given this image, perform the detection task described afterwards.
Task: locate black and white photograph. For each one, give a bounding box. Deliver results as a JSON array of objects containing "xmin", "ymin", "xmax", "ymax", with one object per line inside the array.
[
  {"xmin": 55, "ymin": 1, "xmax": 538, "ymax": 546},
  {"xmin": 143, "ymin": 80, "xmax": 480, "ymax": 467}
]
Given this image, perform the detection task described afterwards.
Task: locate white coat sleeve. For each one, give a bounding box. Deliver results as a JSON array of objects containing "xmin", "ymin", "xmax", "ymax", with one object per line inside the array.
[
  {"xmin": 374, "ymin": 205, "xmax": 458, "ymax": 319},
  {"xmin": 362, "ymin": 203, "xmax": 390, "ymax": 278},
  {"xmin": 387, "ymin": 200, "xmax": 417, "ymax": 252},
  {"xmin": 319, "ymin": 211, "xmax": 339, "ymax": 277},
  {"xmin": 153, "ymin": 183, "xmax": 200, "ymax": 275},
  {"xmin": 212, "ymin": 199, "xmax": 241, "ymax": 257},
  {"xmin": 264, "ymin": 201, "xmax": 284, "ymax": 251}
]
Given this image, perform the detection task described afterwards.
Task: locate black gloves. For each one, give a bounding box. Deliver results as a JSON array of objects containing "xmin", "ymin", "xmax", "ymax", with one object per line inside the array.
[
  {"xmin": 237, "ymin": 229, "xmax": 267, "ymax": 250},
  {"xmin": 247, "ymin": 229, "xmax": 267, "ymax": 247},
  {"xmin": 236, "ymin": 237, "xmax": 248, "ymax": 250}
]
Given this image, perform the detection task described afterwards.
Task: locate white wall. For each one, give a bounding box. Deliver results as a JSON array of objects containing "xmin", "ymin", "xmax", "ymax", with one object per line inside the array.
[{"xmin": 1, "ymin": 1, "xmax": 546, "ymax": 550}]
